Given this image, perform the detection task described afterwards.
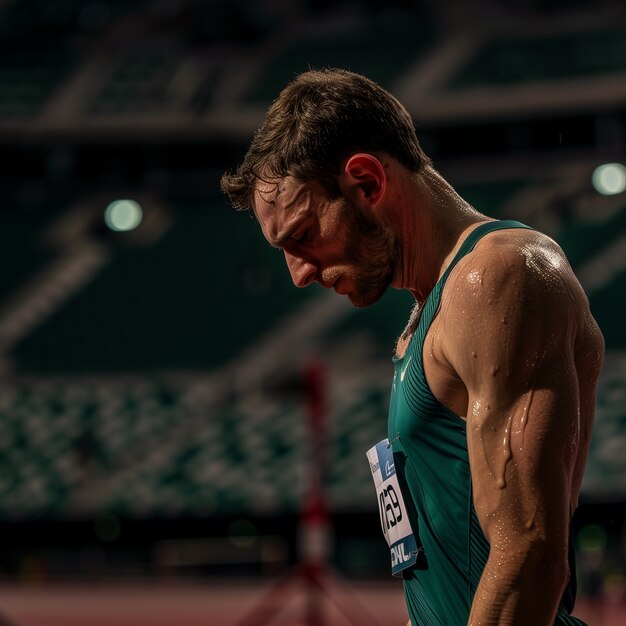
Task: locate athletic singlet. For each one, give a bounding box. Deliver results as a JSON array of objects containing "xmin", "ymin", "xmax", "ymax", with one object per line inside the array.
[{"xmin": 388, "ymin": 220, "xmax": 587, "ymax": 626}]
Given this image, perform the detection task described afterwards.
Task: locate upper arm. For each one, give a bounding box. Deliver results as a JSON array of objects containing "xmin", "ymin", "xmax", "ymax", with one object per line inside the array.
[{"xmin": 440, "ymin": 234, "xmax": 583, "ymax": 565}]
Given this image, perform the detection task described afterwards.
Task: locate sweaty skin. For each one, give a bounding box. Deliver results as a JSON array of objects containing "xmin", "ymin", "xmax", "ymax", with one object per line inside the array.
[
  {"xmin": 414, "ymin": 227, "xmax": 603, "ymax": 625},
  {"xmin": 253, "ymin": 157, "xmax": 604, "ymax": 626}
]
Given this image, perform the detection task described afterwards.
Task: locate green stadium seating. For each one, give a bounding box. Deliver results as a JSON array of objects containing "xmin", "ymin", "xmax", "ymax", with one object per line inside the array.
[
  {"xmin": 0, "ymin": 47, "xmax": 74, "ymax": 117},
  {"xmin": 91, "ymin": 50, "xmax": 174, "ymax": 115},
  {"xmin": 1, "ymin": 175, "xmax": 624, "ymax": 520},
  {"xmin": 448, "ymin": 25, "xmax": 626, "ymax": 90},
  {"xmin": 12, "ymin": 199, "xmax": 315, "ymax": 373},
  {"xmin": 244, "ymin": 7, "xmax": 434, "ymax": 103},
  {"xmin": 0, "ymin": 201, "xmax": 64, "ymax": 299}
]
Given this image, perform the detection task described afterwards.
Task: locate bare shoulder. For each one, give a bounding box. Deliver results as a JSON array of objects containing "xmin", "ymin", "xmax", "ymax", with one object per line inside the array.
[
  {"xmin": 437, "ymin": 225, "xmax": 603, "ymax": 383},
  {"xmin": 444, "ymin": 226, "xmax": 588, "ymax": 321}
]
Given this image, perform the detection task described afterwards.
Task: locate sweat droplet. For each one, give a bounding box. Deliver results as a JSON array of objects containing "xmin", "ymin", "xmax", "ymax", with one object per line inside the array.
[
  {"xmin": 494, "ymin": 414, "xmax": 514, "ymax": 489},
  {"xmin": 520, "ymin": 386, "xmax": 536, "ymax": 436}
]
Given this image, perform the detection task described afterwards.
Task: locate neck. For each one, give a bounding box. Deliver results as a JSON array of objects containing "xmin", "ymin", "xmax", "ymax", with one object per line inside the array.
[{"xmin": 389, "ymin": 165, "xmax": 487, "ymax": 302}]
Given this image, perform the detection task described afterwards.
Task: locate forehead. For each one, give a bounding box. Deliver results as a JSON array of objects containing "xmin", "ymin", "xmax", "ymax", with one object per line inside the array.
[{"xmin": 253, "ymin": 177, "xmax": 311, "ymax": 244}]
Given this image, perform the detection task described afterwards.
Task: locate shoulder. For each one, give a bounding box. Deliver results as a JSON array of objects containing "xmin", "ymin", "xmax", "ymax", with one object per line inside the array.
[
  {"xmin": 437, "ymin": 226, "xmax": 586, "ymax": 383},
  {"xmin": 444, "ymin": 226, "xmax": 582, "ymax": 314}
]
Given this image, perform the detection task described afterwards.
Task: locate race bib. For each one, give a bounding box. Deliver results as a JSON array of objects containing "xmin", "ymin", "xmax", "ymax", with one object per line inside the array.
[{"xmin": 366, "ymin": 438, "xmax": 419, "ymax": 576}]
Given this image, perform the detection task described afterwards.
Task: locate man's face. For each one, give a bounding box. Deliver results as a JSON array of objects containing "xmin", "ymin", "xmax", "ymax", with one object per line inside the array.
[{"xmin": 254, "ymin": 177, "xmax": 397, "ymax": 307}]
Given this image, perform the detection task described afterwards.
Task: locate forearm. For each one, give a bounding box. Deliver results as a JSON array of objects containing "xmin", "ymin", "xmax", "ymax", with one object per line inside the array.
[{"xmin": 468, "ymin": 547, "xmax": 567, "ymax": 626}]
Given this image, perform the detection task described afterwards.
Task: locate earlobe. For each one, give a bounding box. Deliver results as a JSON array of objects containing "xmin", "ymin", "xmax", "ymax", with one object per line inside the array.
[{"xmin": 340, "ymin": 153, "xmax": 386, "ymax": 208}]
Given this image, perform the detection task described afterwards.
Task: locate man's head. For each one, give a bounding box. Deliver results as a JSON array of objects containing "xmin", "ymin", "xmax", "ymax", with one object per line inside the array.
[
  {"xmin": 221, "ymin": 68, "xmax": 430, "ymax": 306},
  {"xmin": 221, "ymin": 68, "xmax": 430, "ymax": 210},
  {"xmin": 253, "ymin": 172, "xmax": 399, "ymax": 307}
]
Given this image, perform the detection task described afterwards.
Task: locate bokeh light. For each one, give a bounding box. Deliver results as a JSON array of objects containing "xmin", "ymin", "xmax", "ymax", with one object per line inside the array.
[
  {"xmin": 591, "ymin": 163, "xmax": 626, "ymax": 196},
  {"xmin": 104, "ymin": 199, "xmax": 143, "ymax": 232}
]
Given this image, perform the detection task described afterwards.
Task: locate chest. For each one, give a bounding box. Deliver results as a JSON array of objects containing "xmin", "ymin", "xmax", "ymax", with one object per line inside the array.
[{"xmin": 395, "ymin": 315, "xmax": 469, "ymax": 419}]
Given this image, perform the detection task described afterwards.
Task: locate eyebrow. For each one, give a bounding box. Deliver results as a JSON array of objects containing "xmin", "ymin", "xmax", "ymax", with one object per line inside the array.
[{"xmin": 268, "ymin": 186, "xmax": 309, "ymax": 249}]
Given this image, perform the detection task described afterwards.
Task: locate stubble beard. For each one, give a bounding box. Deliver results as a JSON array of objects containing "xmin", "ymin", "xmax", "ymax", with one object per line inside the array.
[{"xmin": 340, "ymin": 198, "xmax": 398, "ymax": 307}]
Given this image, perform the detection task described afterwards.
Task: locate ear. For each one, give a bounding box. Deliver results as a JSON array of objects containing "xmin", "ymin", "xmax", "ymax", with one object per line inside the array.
[{"xmin": 339, "ymin": 153, "xmax": 387, "ymax": 210}]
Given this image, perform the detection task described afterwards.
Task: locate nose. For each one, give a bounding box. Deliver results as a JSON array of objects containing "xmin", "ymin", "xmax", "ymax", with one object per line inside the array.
[{"xmin": 284, "ymin": 251, "xmax": 317, "ymax": 288}]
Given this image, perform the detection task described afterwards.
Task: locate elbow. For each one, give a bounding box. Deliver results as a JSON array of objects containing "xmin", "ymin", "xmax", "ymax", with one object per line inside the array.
[
  {"xmin": 491, "ymin": 518, "xmax": 568, "ymax": 567},
  {"xmin": 507, "ymin": 530, "xmax": 570, "ymax": 588},
  {"xmin": 527, "ymin": 535, "xmax": 571, "ymax": 604},
  {"xmin": 533, "ymin": 537, "xmax": 569, "ymax": 579}
]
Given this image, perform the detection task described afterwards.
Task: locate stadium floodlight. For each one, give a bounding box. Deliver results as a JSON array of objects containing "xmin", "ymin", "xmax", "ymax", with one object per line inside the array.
[
  {"xmin": 104, "ymin": 199, "xmax": 143, "ymax": 232},
  {"xmin": 591, "ymin": 163, "xmax": 626, "ymax": 196}
]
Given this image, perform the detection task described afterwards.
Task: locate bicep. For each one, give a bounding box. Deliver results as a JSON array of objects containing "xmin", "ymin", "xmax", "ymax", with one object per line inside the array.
[{"xmin": 466, "ymin": 355, "xmax": 578, "ymax": 549}]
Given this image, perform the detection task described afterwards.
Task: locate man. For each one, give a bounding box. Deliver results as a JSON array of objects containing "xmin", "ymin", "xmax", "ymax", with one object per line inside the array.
[{"xmin": 221, "ymin": 68, "xmax": 604, "ymax": 625}]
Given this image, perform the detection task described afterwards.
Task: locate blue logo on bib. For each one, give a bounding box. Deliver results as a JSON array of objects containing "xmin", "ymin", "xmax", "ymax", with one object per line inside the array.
[{"xmin": 376, "ymin": 440, "xmax": 395, "ymax": 481}]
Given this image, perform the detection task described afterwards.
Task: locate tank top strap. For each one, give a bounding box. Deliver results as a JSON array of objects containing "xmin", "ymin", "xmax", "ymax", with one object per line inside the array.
[
  {"xmin": 439, "ymin": 219, "xmax": 533, "ymax": 287},
  {"xmin": 411, "ymin": 220, "xmax": 534, "ymax": 358}
]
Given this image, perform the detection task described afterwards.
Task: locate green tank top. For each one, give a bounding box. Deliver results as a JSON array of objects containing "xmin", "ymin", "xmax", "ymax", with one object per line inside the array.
[{"xmin": 388, "ymin": 220, "xmax": 586, "ymax": 626}]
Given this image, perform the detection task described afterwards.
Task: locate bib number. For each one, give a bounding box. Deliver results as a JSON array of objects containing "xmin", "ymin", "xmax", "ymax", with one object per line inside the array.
[{"xmin": 367, "ymin": 438, "xmax": 419, "ymax": 576}]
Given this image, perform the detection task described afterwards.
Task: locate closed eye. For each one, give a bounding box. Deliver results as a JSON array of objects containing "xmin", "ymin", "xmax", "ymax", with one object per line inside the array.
[{"xmin": 293, "ymin": 228, "xmax": 312, "ymax": 245}]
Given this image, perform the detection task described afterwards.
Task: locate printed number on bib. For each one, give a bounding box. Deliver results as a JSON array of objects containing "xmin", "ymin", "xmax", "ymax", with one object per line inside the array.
[{"xmin": 366, "ymin": 438, "xmax": 419, "ymax": 576}]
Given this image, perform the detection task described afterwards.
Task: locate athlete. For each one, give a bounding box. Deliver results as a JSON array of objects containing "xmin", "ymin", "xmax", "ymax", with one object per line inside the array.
[{"xmin": 221, "ymin": 68, "xmax": 604, "ymax": 626}]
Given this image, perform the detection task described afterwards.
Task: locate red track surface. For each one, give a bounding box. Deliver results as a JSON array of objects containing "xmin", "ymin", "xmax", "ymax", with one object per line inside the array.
[{"xmin": 0, "ymin": 580, "xmax": 624, "ymax": 626}]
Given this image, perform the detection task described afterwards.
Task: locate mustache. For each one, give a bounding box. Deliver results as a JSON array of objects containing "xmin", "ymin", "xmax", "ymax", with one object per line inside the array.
[{"xmin": 320, "ymin": 267, "xmax": 343, "ymax": 284}]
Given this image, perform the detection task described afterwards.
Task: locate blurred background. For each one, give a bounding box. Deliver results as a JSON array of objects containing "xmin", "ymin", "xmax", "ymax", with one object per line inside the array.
[{"xmin": 0, "ymin": 0, "xmax": 625, "ymax": 624}]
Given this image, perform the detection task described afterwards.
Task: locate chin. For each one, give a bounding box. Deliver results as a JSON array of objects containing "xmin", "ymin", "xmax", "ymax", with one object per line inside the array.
[{"xmin": 348, "ymin": 290, "xmax": 385, "ymax": 308}]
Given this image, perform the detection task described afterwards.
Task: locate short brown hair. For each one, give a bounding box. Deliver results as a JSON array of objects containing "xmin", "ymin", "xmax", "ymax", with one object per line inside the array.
[{"xmin": 220, "ymin": 68, "xmax": 431, "ymax": 211}]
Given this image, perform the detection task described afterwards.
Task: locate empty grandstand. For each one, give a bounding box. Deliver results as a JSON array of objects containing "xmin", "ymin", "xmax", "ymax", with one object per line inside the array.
[{"xmin": 0, "ymin": 0, "xmax": 625, "ymax": 623}]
